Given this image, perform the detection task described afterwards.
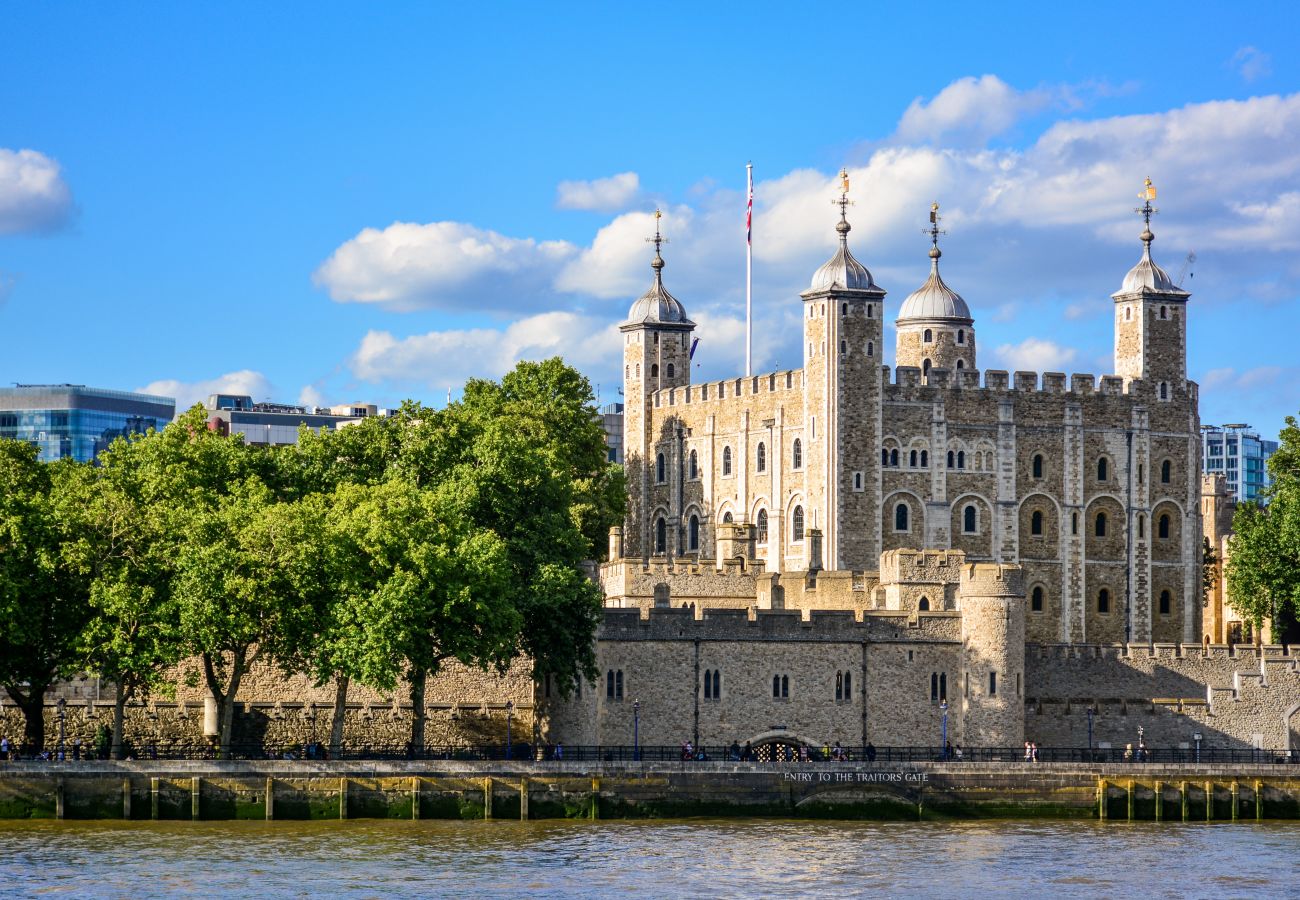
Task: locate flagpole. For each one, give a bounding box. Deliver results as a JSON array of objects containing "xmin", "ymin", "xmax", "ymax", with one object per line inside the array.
[{"xmin": 746, "ymin": 162, "xmax": 753, "ymax": 377}]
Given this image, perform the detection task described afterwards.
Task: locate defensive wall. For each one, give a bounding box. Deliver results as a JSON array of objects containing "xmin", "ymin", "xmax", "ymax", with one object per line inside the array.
[{"xmin": 2, "ymin": 759, "xmax": 1298, "ymax": 822}]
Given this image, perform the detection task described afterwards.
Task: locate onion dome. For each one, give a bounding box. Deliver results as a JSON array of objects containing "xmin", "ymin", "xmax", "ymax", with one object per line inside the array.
[
  {"xmin": 1116, "ymin": 227, "xmax": 1189, "ymax": 297},
  {"xmin": 809, "ymin": 212, "xmax": 880, "ymax": 292},
  {"xmin": 624, "ymin": 215, "xmax": 694, "ymax": 327},
  {"xmin": 897, "ymin": 244, "xmax": 972, "ymax": 322}
]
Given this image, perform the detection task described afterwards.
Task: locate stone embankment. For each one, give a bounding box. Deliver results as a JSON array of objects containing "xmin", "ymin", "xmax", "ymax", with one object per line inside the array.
[{"xmin": 1, "ymin": 760, "xmax": 1297, "ymax": 822}]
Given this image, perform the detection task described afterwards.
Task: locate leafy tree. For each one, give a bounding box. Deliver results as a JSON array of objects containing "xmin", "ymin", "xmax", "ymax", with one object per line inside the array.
[
  {"xmin": 0, "ymin": 442, "xmax": 91, "ymax": 751},
  {"xmin": 1202, "ymin": 537, "xmax": 1217, "ymax": 608}
]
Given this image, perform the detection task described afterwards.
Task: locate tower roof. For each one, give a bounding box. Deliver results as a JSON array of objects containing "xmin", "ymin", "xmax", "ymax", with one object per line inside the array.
[
  {"xmin": 1114, "ymin": 177, "xmax": 1190, "ymax": 299},
  {"xmin": 898, "ymin": 205, "xmax": 971, "ymax": 322},
  {"xmin": 806, "ymin": 169, "xmax": 883, "ymax": 294},
  {"xmin": 623, "ymin": 211, "xmax": 694, "ymax": 328}
]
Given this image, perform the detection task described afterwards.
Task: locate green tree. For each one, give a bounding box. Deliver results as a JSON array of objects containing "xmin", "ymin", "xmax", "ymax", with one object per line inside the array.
[{"xmin": 0, "ymin": 442, "xmax": 91, "ymax": 752}]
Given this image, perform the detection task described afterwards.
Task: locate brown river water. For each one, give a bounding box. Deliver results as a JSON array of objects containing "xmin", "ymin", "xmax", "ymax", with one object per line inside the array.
[{"xmin": 1, "ymin": 819, "xmax": 1297, "ymax": 898}]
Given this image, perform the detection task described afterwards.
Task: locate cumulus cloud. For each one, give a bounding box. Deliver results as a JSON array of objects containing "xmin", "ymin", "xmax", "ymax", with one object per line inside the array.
[
  {"xmin": 0, "ymin": 148, "xmax": 74, "ymax": 235},
  {"xmin": 138, "ymin": 369, "xmax": 275, "ymax": 412},
  {"xmin": 893, "ymin": 75, "xmax": 1052, "ymax": 146},
  {"xmin": 556, "ymin": 172, "xmax": 640, "ymax": 211},
  {"xmin": 994, "ymin": 338, "xmax": 1079, "ymax": 372},
  {"xmin": 312, "ymin": 221, "xmax": 577, "ymax": 312},
  {"xmin": 1231, "ymin": 46, "xmax": 1272, "ymax": 83}
]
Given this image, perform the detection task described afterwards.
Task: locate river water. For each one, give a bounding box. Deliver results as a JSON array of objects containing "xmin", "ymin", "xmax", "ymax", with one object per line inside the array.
[{"xmin": 2, "ymin": 819, "xmax": 1297, "ymax": 898}]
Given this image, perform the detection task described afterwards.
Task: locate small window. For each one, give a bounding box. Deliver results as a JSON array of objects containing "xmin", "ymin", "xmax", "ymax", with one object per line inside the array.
[
  {"xmin": 1125, "ymin": 306, "xmax": 1132, "ymax": 321},
  {"xmin": 666, "ymin": 363, "xmax": 675, "ymax": 378},
  {"xmin": 895, "ymin": 502, "xmax": 910, "ymax": 532},
  {"xmin": 792, "ymin": 505, "xmax": 805, "ymax": 542},
  {"xmin": 773, "ymin": 674, "xmax": 789, "ymax": 699},
  {"xmin": 947, "ymin": 450, "xmax": 955, "ymax": 468},
  {"xmin": 867, "ymin": 305, "xmax": 873, "ymax": 318},
  {"xmin": 924, "ymin": 328, "xmax": 933, "ymax": 343},
  {"xmin": 651, "ymin": 364, "xmax": 659, "ymax": 377},
  {"xmin": 910, "ymin": 449, "xmax": 918, "ymax": 467},
  {"xmin": 722, "ymin": 446, "xmax": 732, "ymax": 476},
  {"xmin": 1159, "ymin": 382, "xmax": 1168, "ymax": 400},
  {"xmin": 836, "ymin": 671, "xmax": 844, "ymax": 701},
  {"xmin": 840, "ymin": 340, "xmax": 847, "ymax": 355},
  {"xmin": 844, "ymin": 671, "xmax": 852, "ymax": 699},
  {"xmin": 958, "ymin": 450, "xmax": 965, "ymax": 470},
  {"xmin": 757, "ymin": 442, "xmax": 766, "ymax": 473},
  {"xmin": 1161, "ymin": 460, "xmax": 1171, "ymax": 483},
  {"xmin": 1095, "ymin": 512, "xmax": 1107, "ymax": 537},
  {"xmin": 1031, "ymin": 510, "xmax": 1043, "ymax": 536},
  {"xmin": 882, "ymin": 448, "xmax": 889, "ymax": 466},
  {"xmin": 919, "ymin": 596, "xmax": 930, "ymax": 611},
  {"xmin": 920, "ymin": 450, "xmax": 928, "ymax": 468},
  {"xmin": 722, "ymin": 511, "xmax": 733, "ymax": 523},
  {"xmin": 792, "ymin": 438, "xmax": 802, "ymax": 469},
  {"xmin": 930, "ymin": 672, "xmax": 939, "ymax": 702},
  {"xmin": 757, "ymin": 508, "xmax": 769, "ymax": 543},
  {"xmin": 1032, "ymin": 454, "xmax": 1043, "ymax": 478},
  {"xmin": 1031, "ymin": 586, "xmax": 1044, "ymax": 612},
  {"xmin": 867, "ymin": 341, "xmax": 874, "ymax": 357},
  {"xmin": 1097, "ymin": 457, "xmax": 1108, "ymax": 481},
  {"xmin": 989, "ymin": 672, "xmax": 997, "ymax": 697},
  {"xmin": 688, "ymin": 515, "xmax": 700, "ymax": 551},
  {"xmin": 957, "ymin": 329, "xmax": 965, "ymax": 345},
  {"xmin": 956, "ymin": 360, "xmax": 964, "ymax": 370},
  {"xmin": 1072, "ymin": 512, "xmax": 1079, "ymax": 535},
  {"xmin": 1158, "ymin": 514, "xmax": 1170, "ymax": 539},
  {"xmin": 1159, "ymin": 590, "xmax": 1171, "ymax": 615},
  {"xmin": 1160, "ymin": 305, "xmax": 1167, "ymax": 319},
  {"xmin": 890, "ymin": 449, "xmax": 899, "ymax": 467},
  {"xmin": 1138, "ymin": 464, "xmax": 1144, "ymax": 485},
  {"xmin": 713, "ymin": 670, "xmax": 720, "ymax": 698},
  {"xmin": 963, "ymin": 505, "xmax": 977, "ymax": 534},
  {"xmin": 1138, "ymin": 514, "xmax": 1145, "ymax": 539},
  {"xmin": 655, "ymin": 517, "xmax": 667, "ymax": 554},
  {"xmin": 656, "ymin": 453, "xmax": 666, "ymax": 483},
  {"xmin": 842, "ymin": 302, "xmax": 848, "ymax": 315},
  {"xmin": 853, "ymin": 471, "xmax": 863, "ymax": 491},
  {"xmin": 703, "ymin": 669, "xmax": 712, "ymax": 699},
  {"xmin": 616, "ymin": 671, "xmax": 623, "ymax": 699},
  {"xmin": 1098, "ymin": 588, "xmax": 1110, "ymax": 614},
  {"xmin": 923, "ymin": 359, "xmax": 932, "ymax": 381},
  {"xmin": 689, "ymin": 449, "xmax": 698, "ymax": 479}
]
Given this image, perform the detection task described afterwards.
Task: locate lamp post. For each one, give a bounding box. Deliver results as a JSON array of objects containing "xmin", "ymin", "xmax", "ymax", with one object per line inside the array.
[
  {"xmin": 939, "ymin": 699, "xmax": 949, "ymax": 760},
  {"xmin": 1137, "ymin": 724, "xmax": 1145, "ymax": 762},
  {"xmin": 1086, "ymin": 706, "xmax": 1095, "ymax": 761},
  {"xmin": 57, "ymin": 698, "xmax": 66, "ymax": 761},
  {"xmin": 505, "ymin": 700, "xmax": 513, "ymax": 761},
  {"xmin": 1193, "ymin": 732, "xmax": 1202, "ymax": 764},
  {"xmin": 633, "ymin": 699, "xmax": 641, "ymax": 762}
]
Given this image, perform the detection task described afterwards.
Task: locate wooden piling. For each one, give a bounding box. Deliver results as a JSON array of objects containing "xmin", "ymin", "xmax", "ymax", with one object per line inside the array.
[
  {"xmin": 265, "ymin": 777, "xmax": 274, "ymax": 821},
  {"xmin": 1181, "ymin": 781, "xmax": 1188, "ymax": 822},
  {"xmin": 122, "ymin": 778, "xmax": 131, "ymax": 820},
  {"xmin": 1154, "ymin": 781, "xmax": 1162, "ymax": 822},
  {"xmin": 1205, "ymin": 781, "xmax": 1213, "ymax": 822},
  {"xmin": 55, "ymin": 778, "xmax": 64, "ymax": 820},
  {"xmin": 590, "ymin": 777, "xmax": 600, "ymax": 820},
  {"xmin": 1127, "ymin": 780, "xmax": 1134, "ymax": 822},
  {"xmin": 483, "ymin": 777, "xmax": 492, "ymax": 820},
  {"xmin": 339, "ymin": 777, "xmax": 348, "ymax": 819},
  {"xmin": 520, "ymin": 777, "xmax": 529, "ymax": 821},
  {"xmin": 191, "ymin": 776, "xmax": 200, "ymax": 821},
  {"xmin": 1256, "ymin": 780, "xmax": 1264, "ymax": 821},
  {"xmin": 1231, "ymin": 781, "xmax": 1239, "ymax": 821},
  {"xmin": 411, "ymin": 776, "xmax": 420, "ymax": 820},
  {"xmin": 150, "ymin": 777, "xmax": 159, "ymax": 820}
]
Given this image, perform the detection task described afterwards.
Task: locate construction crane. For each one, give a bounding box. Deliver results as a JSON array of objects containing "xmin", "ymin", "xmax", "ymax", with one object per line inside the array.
[{"xmin": 1176, "ymin": 251, "xmax": 1196, "ymax": 287}]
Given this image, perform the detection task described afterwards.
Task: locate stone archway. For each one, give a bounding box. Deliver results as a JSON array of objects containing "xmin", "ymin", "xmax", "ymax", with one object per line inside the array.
[
  {"xmin": 744, "ymin": 729, "xmax": 821, "ymax": 762},
  {"xmin": 1286, "ymin": 703, "xmax": 1300, "ymax": 754}
]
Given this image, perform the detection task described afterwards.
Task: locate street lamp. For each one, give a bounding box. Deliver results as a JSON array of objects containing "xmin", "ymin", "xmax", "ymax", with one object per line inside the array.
[
  {"xmin": 1137, "ymin": 724, "xmax": 1145, "ymax": 762},
  {"xmin": 1086, "ymin": 706, "xmax": 1095, "ymax": 760},
  {"xmin": 939, "ymin": 699, "xmax": 949, "ymax": 760},
  {"xmin": 505, "ymin": 700, "xmax": 513, "ymax": 761},
  {"xmin": 1193, "ymin": 732, "xmax": 1202, "ymax": 764},
  {"xmin": 633, "ymin": 699, "xmax": 641, "ymax": 762},
  {"xmin": 57, "ymin": 698, "xmax": 66, "ymax": 761}
]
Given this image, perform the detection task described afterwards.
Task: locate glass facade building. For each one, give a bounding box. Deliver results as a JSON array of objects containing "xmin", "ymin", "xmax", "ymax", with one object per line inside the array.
[
  {"xmin": 0, "ymin": 385, "xmax": 176, "ymax": 463},
  {"xmin": 1202, "ymin": 424, "xmax": 1278, "ymax": 503}
]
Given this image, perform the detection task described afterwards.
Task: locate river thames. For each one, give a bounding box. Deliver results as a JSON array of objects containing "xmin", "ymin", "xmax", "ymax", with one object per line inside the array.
[{"xmin": 2, "ymin": 818, "xmax": 1297, "ymax": 898}]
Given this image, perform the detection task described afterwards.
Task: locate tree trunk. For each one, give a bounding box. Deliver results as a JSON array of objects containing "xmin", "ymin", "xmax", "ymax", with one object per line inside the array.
[
  {"xmin": 329, "ymin": 675, "xmax": 349, "ymax": 759},
  {"xmin": 111, "ymin": 682, "xmax": 129, "ymax": 761},
  {"xmin": 5, "ymin": 685, "xmax": 46, "ymax": 754},
  {"xmin": 408, "ymin": 668, "xmax": 427, "ymax": 759},
  {"xmin": 202, "ymin": 650, "xmax": 248, "ymax": 759}
]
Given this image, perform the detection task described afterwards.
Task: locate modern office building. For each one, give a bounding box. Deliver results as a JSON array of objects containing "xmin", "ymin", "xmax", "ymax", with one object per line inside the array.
[
  {"xmin": 0, "ymin": 384, "xmax": 176, "ymax": 463},
  {"xmin": 599, "ymin": 402, "xmax": 624, "ymax": 464},
  {"xmin": 1201, "ymin": 424, "xmax": 1278, "ymax": 503},
  {"xmin": 203, "ymin": 394, "xmax": 392, "ymax": 446}
]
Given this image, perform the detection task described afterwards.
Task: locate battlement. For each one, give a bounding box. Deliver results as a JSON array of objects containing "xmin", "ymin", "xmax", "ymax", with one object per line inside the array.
[
  {"xmin": 881, "ymin": 366, "xmax": 1146, "ymax": 398},
  {"xmin": 1028, "ymin": 642, "xmax": 1295, "ymax": 660},
  {"xmin": 960, "ymin": 562, "xmax": 1024, "ymax": 598},
  {"xmin": 879, "ymin": 548, "xmax": 966, "ymax": 585},
  {"xmin": 596, "ymin": 605, "xmax": 963, "ymax": 642},
  {"xmin": 651, "ymin": 368, "xmax": 804, "ymax": 409},
  {"xmin": 602, "ymin": 554, "xmax": 766, "ymax": 579}
]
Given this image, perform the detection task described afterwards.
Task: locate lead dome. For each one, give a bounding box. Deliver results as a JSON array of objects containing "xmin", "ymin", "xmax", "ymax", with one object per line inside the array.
[{"xmin": 897, "ymin": 245, "xmax": 972, "ymax": 322}]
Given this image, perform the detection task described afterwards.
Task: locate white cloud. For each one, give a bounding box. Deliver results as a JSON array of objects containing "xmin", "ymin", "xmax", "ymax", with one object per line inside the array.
[
  {"xmin": 1063, "ymin": 303, "xmax": 1097, "ymax": 320},
  {"xmin": 994, "ymin": 338, "xmax": 1078, "ymax": 372},
  {"xmin": 556, "ymin": 172, "xmax": 640, "ymax": 211},
  {"xmin": 1231, "ymin": 46, "xmax": 1272, "ymax": 83},
  {"xmin": 893, "ymin": 75, "xmax": 1052, "ymax": 146},
  {"xmin": 312, "ymin": 221, "xmax": 578, "ymax": 312},
  {"xmin": 298, "ymin": 385, "xmax": 326, "ymax": 410},
  {"xmin": 0, "ymin": 149, "xmax": 74, "ymax": 235},
  {"xmin": 138, "ymin": 370, "xmax": 276, "ymax": 413},
  {"xmin": 0, "ymin": 271, "xmax": 16, "ymax": 307}
]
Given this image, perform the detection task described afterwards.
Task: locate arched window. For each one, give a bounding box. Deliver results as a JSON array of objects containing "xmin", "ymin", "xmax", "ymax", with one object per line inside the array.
[
  {"xmin": 1137, "ymin": 514, "xmax": 1145, "ymax": 539},
  {"xmin": 1072, "ymin": 512, "xmax": 1079, "ymax": 535},
  {"xmin": 666, "ymin": 363, "xmax": 675, "ymax": 378},
  {"xmin": 963, "ymin": 505, "xmax": 977, "ymax": 534},
  {"xmin": 703, "ymin": 669, "xmax": 712, "ymax": 699},
  {"xmin": 956, "ymin": 359, "xmax": 964, "ymax": 370},
  {"xmin": 606, "ymin": 670, "xmax": 615, "ymax": 698},
  {"xmin": 947, "ymin": 450, "xmax": 955, "ymax": 468},
  {"xmin": 656, "ymin": 453, "xmax": 666, "ymax": 483},
  {"xmin": 957, "ymin": 450, "xmax": 965, "ymax": 469},
  {"xmin": 840, "ymin": 340, "xmax": 847, "ymax": 355},
  {"xmin": 842, "ymin": 302, "xmax": 848, "ymax": 315},
  {"xmin": 688, "ymin": 515, "xmax": 700, "ymax": 551},
  {"xmin": 1159, "ymin": 590, "xmax": 1171, "ymax": 615},
  {"xmin": 924, "ymin": 328, "xmax": 933, "ymax": 343},
  {"xmin": 1159, "ymin": 381, "xmax": 1168, "ymax": 400},
  {"xmin": 923, "ymin": 359, "xmax": 932, "ymax": 379},
  {"xmin": 882, "ymin": 448, "xmax": 889, "ymax": 466},
  {"xmin": 1031, "ymin": 586, "xmax": 1044, "ymax": 612},
  {"xmin": 890, "ymin": 449, "xmax": 899, "ymax": 467},
  {"xmin": 835, "ymin": 671, "xmax": 844, "ymax": 701},
  {"xmin": 1158, "ymin": 514, "xmax": 1170, "ymax": 539},
  {"xmin": 792, "ymin": 505, "xmax": 805, "ymax": 542},
  {"xmin": 773, "ymin": 674, "xmax": 781, "ymax": 698},
  {"xmin": 867, "ymin": 341, "xmax": 874, "ymax": 357},
  {"xmin": 756, "ymin": 442, "xmax": 766, "ymax": 472},
  {"xmin": 910, "ymin": 449, "xmax": 918, "ymax": 467},
  {"xmin": 616, "ymin": 671, "xmax": 623, "ymax": 699},
  {"xmin": 844, "ymin": 671, "xmax": 851, "ymax": 699},
  {"xmin": 792, "ymin": 438, "xmax": 802, "ymax": 469},
  {"xmin": 1098, "ymin": 589, "xmax": 1110, "ymax": 614},
  {"xmin": 895, "ymin": 502, "xmax": 910, "ymax": 532},
  {"xmin": 931, "ymin": 672, "xmax": 939, "ymax": 702},
  {"xmin": 1160, "ymin": 305, "xmax": 1167, "ymax": 319},
  {"xmin": 651, "ymin": 364, "xmax": 659, "ymax": 377},
  {"xmin": 920, "ymin": 450, "xmax": 928, "ymax": 467},
  {"xmin": 722, "ymin": 446, "xmax": 732, "ymax": 476},
  {"xmin": 1097, "ymin": 457, "xmax": 1108, "ymax": 481},
  {"xmin": 1032, "ymin": 454, "xmax": 1043, "ymax": 478},
  {"xmin": 867, "ymin": 304, "xmax": 873, "ymax": 318},
  {"xmin": 689, "ymin": 449, "xmax": 698, "ymax": 479},
  {"xmin": 1031, "ymin": 510, "xmax": 1043, "ymax": 536},
  {"xmin": 782, "ymin": 675, "xmax": 789, "ymax": 698},
  {"xmin": 957, "ymin": 329, "xmax": 965, "ymax": 344},
  {"xmin": 1161, "ymin": 460, "xmax": 1171, "ymax": 483},
  {"xmin": 722, "ymin": 511, "xmax": 733, "ymax": 523},
  {"xmin": 1095, "ymin": 512, "xmax": 1107, "ymax": 537},
  {"xmin": 919, "ymin": 596, "xmax": 930, "ymax": 611},
  {"xmin": 712, "ymin": 669, "xmax": 721, "ymax": 698},
  {"xmin": 756, "ymin": 508, "xmax": 768, "ymax": 543},
  {"xmin": 654, "ymin": 517, "xmax": 667, "ymax": 554}
]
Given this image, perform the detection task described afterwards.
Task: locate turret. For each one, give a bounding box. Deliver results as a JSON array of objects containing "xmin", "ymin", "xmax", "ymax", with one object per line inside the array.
[
  {"xmin": 895, "ymin": 203, "xmax": 976, "ymax": 379},
  {"xmin": 959, "ymin": 562, "xmax": 1025, "ymax": 747},
  {"xmin": 620, "ymin": 211, "xmax": 695, "ymax": 558}
]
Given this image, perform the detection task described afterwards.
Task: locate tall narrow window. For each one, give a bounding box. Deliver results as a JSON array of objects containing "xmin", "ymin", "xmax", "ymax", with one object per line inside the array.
[
  {"xmin": 939, "ymin": 673, "xmax": 946, "ymax": 701},
  {"xmin": 756, "ymin": 509, "xmax": 769, "ymax": 543},
  {"xmin": 919, "ymin": 596, "xmax": 930, "ymax": 611},
  {"xmin": 712, "ymin": 670, "xmax": 721, "ymax": 699},
  {"xmin": 835, "ymin": 672, "xmax": 844, "ymax": 701},
  {"xmin": 958, "ymin": 450, "xmax": 965, "ymax": 469},
  {"xmin": 931, "ymin": 672, "xmax": 939, "ymax": 702},
  {"xmin": 1159, "ymin": 590, "xmax": 1171, "ymax": 615},
  {"xmin": 1031, "ymin": 586, "xmax": 1044, "ymax": 612},
  {"xmin": 1158, "ymin": 514, "xmax": 1170, "ymax": 539},
  {"xmin": 890, "ymin": 449, "xmax": 899, "ymax": 467},
  {"xmin": 656, "ymin": 453, "xmax": 666, "ymax": 483},
  {"xmin": 792, "ymin": 505, "xmax": 805, "ymax": 542},
  {"xmin": 924, "ymin": 328, "xmax": 933, "ymax": 343},
  {"xmin": 792, "ymin": 438, "xmax": 802, "ymax": 469},
  {"xmin": 722, "ymin": 446, "xmax": 732, "ymax": 476},
  {"xmin": 843, "ymin": 671, "xmax": 851, "ymax": 699},
  {"xmin": 666, "ymin": 363, "xmax": 675, "ymax": 378},
  {"xmin": 781, "ymin": 675, "xmax": 789, "ymax": 698},
  {"xmin": 867, "ymin": 341, "xmax": 874, "ymax": 356},
  {"xmin": 923, "ymin": 359, "xmax": 932, "ymax": 379},
  {"xmin": 1095, "ymin": 512, "xmax": 1107, "ymax": 537},
  {"xmin": 910, "ymin": 449, "xmax": 918, "ymax": 467},
  {"xmin": 1097, "ymin": 457, "xmax": 1108, "ymax": 481},
  {"xmin": 957, "ymin": 329, "xmax": 965, "ymax": 345},
  {"xmin": 1032, "ymin": 454, "xmax": 1043, "ymax": 478},
  {"xmin": 882, "ymin": 448, "xmax": 890, "ymax": 466},
  {"xmin": 948, "ymin": 450, "xmax": 955, "ymax": 468},
  {"xmin": 655, "ymin": 517, "xmax": 667, "ymax": 554},
  {"xmin": 1031, "ymin": 510, "xmax": 1043, "ymax": 536},
  {"xmin": 689, "ymin": 449, "xmax": 698, "ymax": 479},
  {"xmin": 773, "ymin": 674, "xmax": 781, "ymax": 698},
  {"xmin": 651, "ymin": 364, "xmax": 659, "ymax": 377},
  {"xmin": 840, "ymin": 340, "xmax": 847, "ymax": 355},
  {"xmin": 1161, "ymin": 460, "xmax": 1171, "ymax": 483},
  {"xmin": 688, "ymin": 515, "xmax": 700, "ymax": 551},
  {"xmin": 1138, "ymin": 514, "xmax": 1145, "ymax": 539},
  {"xmin": 989, "ymin": 672, "xmax": 997, "ymax": 696},
  {"xmin": 963, "ymin": 505, "xmax": 977, "ymax": 534},
  {"xmin": 703, "ymin": 669, "xmax": 712, "ymax": 699},
  {"xmin": 1098, "ymin": 589, "xmax": 1110, "ymax": 614},
  {"xmin": 756, "ymin": 442, "xmax": 766, "ymax": 472},
  {"xmin": 842, "ymin": 302, "xmax": 848, "ymax": 315},
  {"xmin": 616, "ymin": 671, "xmax": 623, "ymax": 699},
  {"xmin": 920, "ymin": 450, "xmax": 928, "ymax": 467},
  {"xmin": 1072, "ymin": 512, "xmax": 1079, "ymax": 535},
  {"xmin": 607, "ymin": 670, "xmax": 614, "ymax": 698},
  {"xmin": 895, "ymin": 503, "xmax": 910, "ymax": 532}
]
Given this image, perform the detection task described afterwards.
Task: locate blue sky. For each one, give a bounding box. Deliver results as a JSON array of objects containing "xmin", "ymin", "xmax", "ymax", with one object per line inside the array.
[{"xmin": 2, "ymin": 2, "xmax": 1298, "ymax": 438}]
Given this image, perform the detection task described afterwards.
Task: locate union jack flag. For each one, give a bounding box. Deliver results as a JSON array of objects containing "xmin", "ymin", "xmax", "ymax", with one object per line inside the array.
[{"xmin": 746, "ymin": 165, "xmax": 753, "ymax": 246}]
